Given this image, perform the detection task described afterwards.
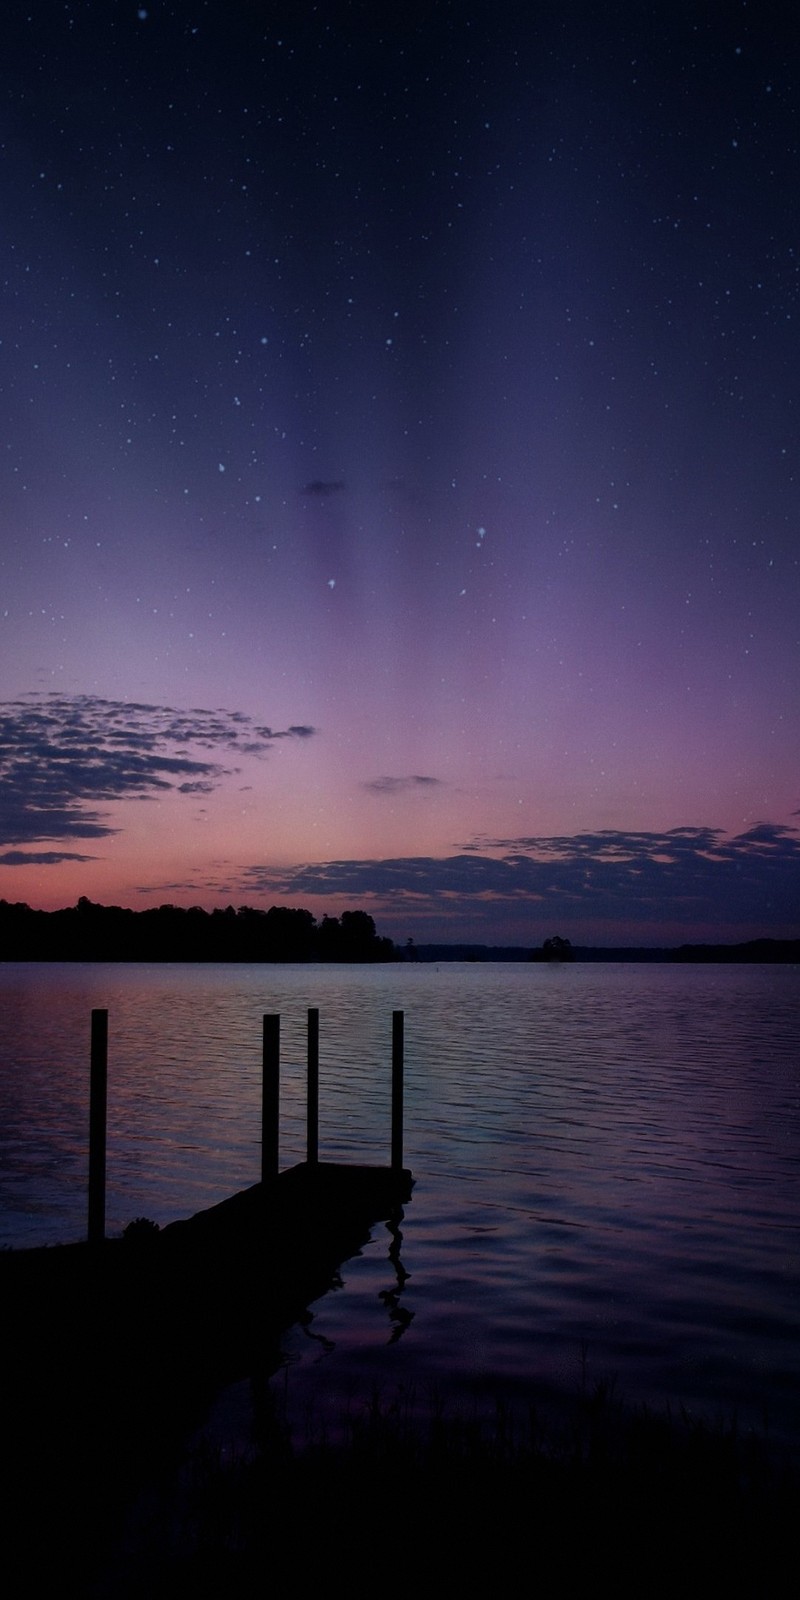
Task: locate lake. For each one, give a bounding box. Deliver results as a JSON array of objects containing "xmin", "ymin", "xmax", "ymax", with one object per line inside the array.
[{"xmin": 1, "ymin": 960, "xmax": 798, "ymax": 1455}]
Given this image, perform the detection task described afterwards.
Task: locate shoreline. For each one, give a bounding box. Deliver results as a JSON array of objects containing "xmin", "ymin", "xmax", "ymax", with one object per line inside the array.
[{"xmin": 4, "ymin": 1183, "xmax": 795, "ymax": 1593}]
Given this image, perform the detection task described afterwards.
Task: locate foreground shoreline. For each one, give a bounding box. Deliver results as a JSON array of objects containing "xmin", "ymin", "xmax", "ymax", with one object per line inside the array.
[{"xmin": 3, "ymin": 1172, "xmax": 796, "ymax": 1594}]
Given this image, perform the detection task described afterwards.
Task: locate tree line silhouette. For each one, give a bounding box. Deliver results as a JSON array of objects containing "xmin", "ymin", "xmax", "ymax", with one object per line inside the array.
[{"xmin": 0, "ymin": 897, "xmax": 396, "ymax": 963}]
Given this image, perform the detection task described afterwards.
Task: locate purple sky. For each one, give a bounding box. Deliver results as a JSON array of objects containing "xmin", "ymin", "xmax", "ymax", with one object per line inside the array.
[{"xmin": 1, "ymin": 2, "xmax": 798, "ymax": 945}]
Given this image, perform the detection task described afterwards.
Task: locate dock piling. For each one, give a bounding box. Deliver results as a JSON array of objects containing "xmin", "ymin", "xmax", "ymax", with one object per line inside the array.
[
  {"xmin": 262, "ymin": 1014, "xmax": 280, "ymax": 1183},
  {"xmin": 307, "ymin": 1007, "xmax": 319, "ymax": 1165},
  {"xmin": 88, "ymin": 1008, "xmax": 108, "ymax": 1244},
  {"xmin": 85, "ymin": 1006, "xmax": 404, "ymax": 1218},
  {"xmin": 391, "ymin": 1009, "xmax": 404, "ymax": 1173}
]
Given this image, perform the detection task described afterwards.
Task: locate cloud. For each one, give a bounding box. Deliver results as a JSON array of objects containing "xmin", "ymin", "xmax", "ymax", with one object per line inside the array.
[
  {"xmin": 0, "ymin": 694, "xmax": 317, "ymax": 850},
  {"xmin": 301, "ymin": 479, "xmax": 346, "ymax": 496},
  {"xmin": 239, "ymin": 823, "xmax": 800, "ymax": 938},
  {"xmin": 0, "ymin": 850, "xmax": 98, "ymax": 866},
  {"xmin": 364, "ymin": 775, "xmax": 443, "ymax": 796}
]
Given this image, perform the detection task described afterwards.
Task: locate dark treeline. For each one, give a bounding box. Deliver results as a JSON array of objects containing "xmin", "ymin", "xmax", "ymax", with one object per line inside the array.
[{"xmin": 0, "ymin": 897, "xmax": 396, "ymax": 963}]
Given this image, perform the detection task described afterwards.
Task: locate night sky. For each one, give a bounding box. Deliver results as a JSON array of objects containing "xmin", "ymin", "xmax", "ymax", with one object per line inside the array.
[{"xmin": 2, "ymin": 1, "xmax": 798, "ymax": 945}]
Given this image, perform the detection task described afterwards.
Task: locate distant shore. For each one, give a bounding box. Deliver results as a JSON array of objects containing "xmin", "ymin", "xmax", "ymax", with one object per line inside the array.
[{"xmin": 413, "ymin": 937, "xmax": 800, "ymax": 963}]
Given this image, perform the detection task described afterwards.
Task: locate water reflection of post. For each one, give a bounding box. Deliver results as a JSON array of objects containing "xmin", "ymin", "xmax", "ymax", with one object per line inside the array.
[{"xmin": 379, "ymin": 1206, "xmax": 414, "ymax": 1343}]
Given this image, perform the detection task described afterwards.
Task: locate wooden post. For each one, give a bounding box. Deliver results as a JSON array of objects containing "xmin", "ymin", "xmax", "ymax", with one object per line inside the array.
[
  {"xmin": 391, "ymin": 1009, "xmax": 404, "ymax": 1173},
  {"xmin": 262, "ymin": 1014, "xmax": 280, "ymax": 1183},
  {"xmin": 307, "ymin": 1007, "xmax": 319, "ymax": 1166},
  {"xmin": 88, "ymin": 1008, "xmax": 108, "ymax": 1245}
]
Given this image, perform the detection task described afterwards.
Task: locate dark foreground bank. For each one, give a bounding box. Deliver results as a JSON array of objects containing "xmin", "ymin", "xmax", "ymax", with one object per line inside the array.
[
  {"xmin": 1, "ymin": 1164, "xmax": 411, "ymax": 1594},
  {"xmin": 3, "ymin": 1162, "xmax": 796, "ymax": 1596},
  {"xmin": 94, "ymin": 1377, "xmax": 798, "ymax": 1598},
  {"xmin": 4, "ymin": 1215, "xmax": 796, "ymax": 1598}
]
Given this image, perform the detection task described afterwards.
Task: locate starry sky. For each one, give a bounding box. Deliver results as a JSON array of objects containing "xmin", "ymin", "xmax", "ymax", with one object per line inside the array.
[{"xmin": 1, "ymin": 1, "xmax": 798, "ymax": 946}]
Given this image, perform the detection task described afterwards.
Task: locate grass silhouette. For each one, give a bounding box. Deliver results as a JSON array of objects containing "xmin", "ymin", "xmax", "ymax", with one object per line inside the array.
[{"xmin": 99, "ymin": 1374, "xmax": 796, "ymax": 1597}]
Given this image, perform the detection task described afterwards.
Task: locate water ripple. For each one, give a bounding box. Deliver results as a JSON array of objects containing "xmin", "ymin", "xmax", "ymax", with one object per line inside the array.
[{"xmin": 1, "ymin": 960, "xmax": 798, "ymax": 1448}]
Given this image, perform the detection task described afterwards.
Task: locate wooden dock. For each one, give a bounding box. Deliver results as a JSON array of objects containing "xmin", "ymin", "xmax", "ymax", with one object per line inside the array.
[
  {"xmin": 3, "ymin": 1158, "xmax": 412, "ymax": 1401},
  {"xmin": 4, "ymin": 1007, "xmax": 412, "ymax": 1384},
  {"xmin": 1, "ymin": 1011, "xmax": 414, "ymax": 1579}
]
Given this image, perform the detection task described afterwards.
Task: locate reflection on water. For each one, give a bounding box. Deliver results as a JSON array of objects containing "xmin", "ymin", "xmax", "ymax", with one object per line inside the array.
[
  {"xmin": 380, "ymin": 1206, "xmax": 413, "ymax": 1344},
  {"xmin": 0, "ymin": 960, "xmax": 798, "ymax": 1448}
]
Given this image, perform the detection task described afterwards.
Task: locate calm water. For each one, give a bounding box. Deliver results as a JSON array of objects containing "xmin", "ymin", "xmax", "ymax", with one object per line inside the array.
[{"xmin": 1, "ymin": 961, "xmax": 798, "ymax": 1452}]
